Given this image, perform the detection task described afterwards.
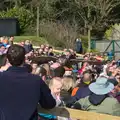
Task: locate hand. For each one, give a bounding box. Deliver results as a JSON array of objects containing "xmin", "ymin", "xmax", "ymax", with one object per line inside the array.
[
  {"xmin": 0, "ymin": 63, "xmax": 11, "ymax": 71},
  {"xmin": 112, "ymin": 69, "xmax": 119, "ymax": 77}
]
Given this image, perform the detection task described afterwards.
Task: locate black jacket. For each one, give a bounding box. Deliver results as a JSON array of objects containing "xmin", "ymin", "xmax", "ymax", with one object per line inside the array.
[{"xmin": 0, "ymin": 66, "xmax": 56, "ymax": 120}]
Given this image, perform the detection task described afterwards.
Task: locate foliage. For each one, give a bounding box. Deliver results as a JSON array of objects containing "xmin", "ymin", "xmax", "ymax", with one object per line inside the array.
[
  {"xmin": 80, "ymin": 35, "xmax": 88, "ymax": 52},
  {"xmin": 39, "ymin": 20, "xmax": 78, "ymax": 48},
  {"xmin": 1, "ymin": 0, "xmax": 120, "ymax": 48},
  {"xmin": 105, "ymin": 27, "xmax": 113, "ymax": 40},
  {"xmin": 87, "ymin": 49, "xmax": 99, "ymax": 53},
  {"xmin": 105, "ymin": 24, "xmax": 120, "ymax": 40},
  {"xmin": 52, "ymin": 0, "xmax": 120, "ymax": 38},
  {"xmin": 0, "ymin": 6, "xmax": 34, "ymax": 34}
]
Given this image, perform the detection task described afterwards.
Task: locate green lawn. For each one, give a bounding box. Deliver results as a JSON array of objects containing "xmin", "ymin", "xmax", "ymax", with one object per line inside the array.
[{"xmin": 14, "ymin": 36, "xmax": 48, "ymax": 46}]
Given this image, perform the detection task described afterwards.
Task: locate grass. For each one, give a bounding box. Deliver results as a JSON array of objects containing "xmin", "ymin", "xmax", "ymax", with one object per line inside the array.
[{"xmin": 14, "ymin": 36, "xmax": 48, "ymax": 46}]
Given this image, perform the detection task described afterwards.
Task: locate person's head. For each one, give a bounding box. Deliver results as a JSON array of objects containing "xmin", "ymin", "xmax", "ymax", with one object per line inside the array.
[
  {"xmin": 7, "ymin": 44, "xmax": 25, "ymax": 66},
  {"xmin": 25, "ymin": 40, "xmax": 30, "ymax": 45},
  {"xmin": 108, "ymin": 78, "xmax": 119, "ymax": 94},
  {"xmin": 39, "ymin": 67, "xmax": 47, "ymax": 77},
  {"xmin": 69, "ymin": 49, "xmax": 75, "ymax": 55},
  {"xmin": 0, "ymin": 45, "xmax": 6, "ymax": 53},
  {"xmin": 44, "ymin": 47, "xmax": 49, "ymax": 53},
  {"xmin": 40, "ymin": 44, "xmax": 45, "ymax": 49},
  {"xmin": 48, "ymin": 47, "xmax": 53, "ymax": 53},
  {"xmin": 34, "ymin": 50, "xmax": 39, "ymax": 57},
  {"xmin": 116, "ymin": 83, "xmax": 120, "ymax": 93},
  {"xmin": 82, "ymin": 70, "xmax": 92, "ymax": 83},
  {"xmin": 64, "ymin": 50, "xmax": 71, "ymax": 56},
  {"xmin": 69, "ymin": 49, "xmax": 74, "ymax": 53},
  {"xmin": 108, "ymin": 65, "xmax": 118, "ymax": 77},
  {"xmin": 115, "ymin": 71, "xmax": 120, "ymax": 83},
  {"xmin": 34, "ymin": 66, "xmax": 47, "ymax": 80},
  {"xmin": 89, "ymin": 77, "xmax": 114, "ymax": 95},
  {"xmin": 57, "ymin": 55, "xmax": 67, "ymax": 66},
  {"xmin": 31, "ymin": 62, "xmax": 38, "ymax": 74},
  {"xmin": 42, "ymin": 64, "xmax": 50, "ymax": 76},
  {"xmin": 49, "ymin": 77, "xmax": 62, "ymax": 95},
  {"xmin": 51, "ymin": 66, "xmax": 65, "ymax": 78},
  {"xmin": 3, "ymin": 38, "xmax": 9, "ymax": 44},
  {"xmin": 0, "ymin": 37, "xmax": 5, "ymax": 43},
  {"xmin": 84, "ymin": 56, "xmax": 89, "ymax": 60},
  {"xmin": 38, "ymin": 48, "xmax": 43, "ymax": 54},
  {"xmin": 62, "ymin": 76, "xmax": 75, "ymax": 92},
  {"xmin": 9, "ymin": 36, "xmax": 14, "ymax": 41},
  {"xmin": 64, "ymin": 49, "xmax": 67, "ymax": 52}
]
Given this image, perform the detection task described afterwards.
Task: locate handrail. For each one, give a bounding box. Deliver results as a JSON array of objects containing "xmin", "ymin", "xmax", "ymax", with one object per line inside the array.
[{"xmin": 38, "ymin": 106, "xmax": 120, "ymax": 120}]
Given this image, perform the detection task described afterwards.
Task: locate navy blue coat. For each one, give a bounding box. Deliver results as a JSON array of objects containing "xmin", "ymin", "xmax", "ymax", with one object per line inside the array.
[
  {"xmin": 66, "ymin": 87, "xmax": 91, "ymax": 107},
  {"xmin": 24, "ymin": 44, "xmax": 33, "ymax": 53},
  {"xmin": 0, "ymin": 66, "xmax": 56, "ymax": 120},
  {"xmin": 75, "ymin": 41, "xmax": 83, "ymax": 54}
]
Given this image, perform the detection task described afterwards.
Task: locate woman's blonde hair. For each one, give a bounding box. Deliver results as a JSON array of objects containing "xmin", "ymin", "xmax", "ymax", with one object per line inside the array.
[
  {"xmin": 49, "ymin": 77, "xmax": 62, "ymax": 89},
  {"xmin": 62, "ymin": 76, "xmax": 75, "ymax": 91}
]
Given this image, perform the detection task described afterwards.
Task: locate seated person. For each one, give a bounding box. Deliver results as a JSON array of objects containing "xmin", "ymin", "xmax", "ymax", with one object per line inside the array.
[
  {"xmin": 39, "ymin": 77, "xmax": 63, "ymax": 120},
  {"xmin": 73, "ymin": 77, "xmax": 120, "ymax": 116},
  {"xmin": 109, "ymin": 78, "xmax": 120, "ymax": 102},
  {"xmin": 61, "ymin": 76, "xmax": 75, "ymax": 105},
  {"xmin": 49, "ymin": 77, "xmax": 63, "ymax": 106},
  {"xmin": 66, "ymin": 70, "xmax": 92, "ymax": 107}
]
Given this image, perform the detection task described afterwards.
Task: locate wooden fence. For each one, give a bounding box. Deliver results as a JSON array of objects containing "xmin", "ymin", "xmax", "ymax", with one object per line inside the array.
[{"xmin": 38, "ymin": 106, "xmax": 120, "ymax": 120}]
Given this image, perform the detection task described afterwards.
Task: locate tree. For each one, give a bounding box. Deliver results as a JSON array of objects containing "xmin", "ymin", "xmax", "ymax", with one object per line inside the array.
[
  {"xmin": 4, "ymin": 0, "xmax": 22, "ymax": 7},
  {"xmin": 0, "ymin": 6, "xmax": 34, "ymax": 34},
  {"xmin": 52, "ymin": 0, "xmax": 120, "ymax": 50}
]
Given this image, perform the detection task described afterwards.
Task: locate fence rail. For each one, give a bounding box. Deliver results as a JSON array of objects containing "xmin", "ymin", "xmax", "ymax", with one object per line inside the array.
[{"xmin": 38, "ymin": 106, "xmax": 120, "ymax": 120}]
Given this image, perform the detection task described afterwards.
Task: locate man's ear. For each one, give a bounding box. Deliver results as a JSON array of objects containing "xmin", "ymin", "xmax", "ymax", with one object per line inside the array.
[{"xmin": 42, "ymin": 76, "xmax": 46, "ymax": 81}]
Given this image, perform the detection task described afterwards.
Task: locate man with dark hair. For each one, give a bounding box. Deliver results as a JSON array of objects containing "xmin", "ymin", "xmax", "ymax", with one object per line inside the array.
[
  {"xmin": 51, "ymin": 66, "xmax": 65, "ymax": 78},
  {"xmin": 0, "ymin": 44, "xmax": 56, "ymax": 120},
  {"xmin": 7, "ymin": 44, "xmax": 26, "ymax": 66}
]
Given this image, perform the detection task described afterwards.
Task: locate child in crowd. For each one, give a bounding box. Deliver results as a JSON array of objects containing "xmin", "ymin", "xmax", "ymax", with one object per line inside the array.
[
  {"xmin": 39, "ymin": 77, "xmax": 63, "ymax": 120},
  {"xmin": 49, "ymin": 77, "xmax": 75, "ymax": 120},
  {"xmin": 49, "ymin": 77, "xmax": 63, "ymax": 106}
]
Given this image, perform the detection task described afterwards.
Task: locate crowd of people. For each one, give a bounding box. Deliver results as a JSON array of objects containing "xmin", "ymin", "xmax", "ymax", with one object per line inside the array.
[{"xmin": 0, "ymin": 37, "xmax": 120, "ymax": 120}]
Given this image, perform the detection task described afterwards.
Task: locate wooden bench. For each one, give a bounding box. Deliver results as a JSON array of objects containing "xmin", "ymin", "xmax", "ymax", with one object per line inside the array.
[{"xmin": 38, "ymin": 106, "xmax": 120, "ymax": 120}]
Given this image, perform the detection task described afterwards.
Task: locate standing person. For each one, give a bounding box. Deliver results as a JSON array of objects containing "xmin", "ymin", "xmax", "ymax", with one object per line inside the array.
[
  {"xmin": 0, "ymin": 44, "xmax": 56, "ymax": 120},
  {"xmin": 9, "ymin": 36, "xmax": 14, "ymax": 45},
  {"xmin": 75, "ymin": 38, "xmax": 83, "ymax": 54},
  {"xmin": 24, "ymin": 40, "xmax": 33, "ymax": 53},
  {"xmin": 48, "ymin": 47, "xmax": 54, "ymax": 56},
  {"xmin": 107, "ymin": 50, "xmax": 114, "ymax": 61}
]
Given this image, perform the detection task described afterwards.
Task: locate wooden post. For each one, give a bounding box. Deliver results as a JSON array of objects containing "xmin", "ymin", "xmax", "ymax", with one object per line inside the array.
[
  {"xmin": 87, "ymin": 0, "xmax": 91, "ymax": 51},
  {"xmin": 37, "ymin": 6, "xmax": 40, "ymax": 37},
  {"xmin": 88, "ymin": 28, "xmax": 91, "ymax": 51}
]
